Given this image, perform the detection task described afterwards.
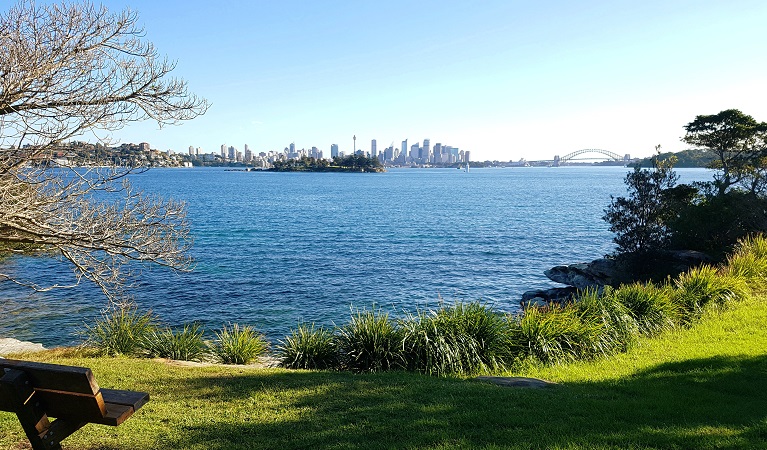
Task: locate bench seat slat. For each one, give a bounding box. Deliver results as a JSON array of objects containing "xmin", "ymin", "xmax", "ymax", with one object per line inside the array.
[
  {"xmin": 32, "ymin": 389, "xmax": 107, "ymax": 422},
  {"xmin": 101, "ymin": 389, "xmax": 149, "ymax": 410}
]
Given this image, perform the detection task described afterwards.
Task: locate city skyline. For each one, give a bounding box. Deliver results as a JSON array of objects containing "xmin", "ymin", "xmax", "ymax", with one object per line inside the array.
[{"xmin": 52, "ymin": 0, "xmax": 767, "ymax": 162}]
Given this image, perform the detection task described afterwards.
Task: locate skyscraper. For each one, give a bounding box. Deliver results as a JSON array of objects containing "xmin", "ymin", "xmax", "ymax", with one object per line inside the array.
[
  {"xmin": 423, "ymin": 139, "xmax": 431, "ymax": 163},
  {"xmin": 401, "ymin": 139, "xmax": 407, "ymax": 161},
  {"xmin": 371, "ymin": 139, "xmax": 377, "ymax": 158},
  {"xmin": 220, "ymin": 144, "xmax": 226, "ymax": 159},
  {"xmin": 188, "ymin": 146, "xmax": 194, "ymax": 156},
  {"xmin": 330, "ymin": 144, "xmax": 339, "ymax": 158}
]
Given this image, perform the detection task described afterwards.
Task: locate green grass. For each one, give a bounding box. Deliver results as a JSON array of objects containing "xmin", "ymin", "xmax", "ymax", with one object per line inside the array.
[{"xmin": 4, "ymin": 296, "xmax": 766, "ymax": 449}]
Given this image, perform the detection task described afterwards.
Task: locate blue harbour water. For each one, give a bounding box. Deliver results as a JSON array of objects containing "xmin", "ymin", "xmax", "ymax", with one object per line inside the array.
[{"xmin": 0, "ymin": 167, "xmax": 711, "ymax": 347}]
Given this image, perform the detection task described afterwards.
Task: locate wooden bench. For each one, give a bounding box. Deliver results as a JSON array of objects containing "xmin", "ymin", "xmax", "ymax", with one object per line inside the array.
[{"xmin": 0, "ymin": 358, "xmax": 149, "ymax": 450}]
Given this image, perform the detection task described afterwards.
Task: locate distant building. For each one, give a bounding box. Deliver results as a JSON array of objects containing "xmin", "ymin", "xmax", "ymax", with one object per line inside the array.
[
  {"xmin": 423, "ymin": 139, "xmax": 430, "ymax": 163},
  {"xmin": 188, "ymin": 146, "xmax": 195, "ymax": 156},
  {"xmin": 220, "ymin": 144, "xmax": 226, "ymax": 159},
  {"xmin": 228, "ymin": 146, "xmax": 236, "ymax": 160},
  {"xmin": 330, "ymin": 143, "xmax": 339, "ymax": 158},
  {"xmin": 401, "ymin": 139, "xmax": 407, "ymax": 161},
  {"xmin": 139, "ymin": 142, "xmax": 150, "ymax": 152},
  {"xmin": 371, "ymin": 139, "xmax": 377, "ymax": 158}
]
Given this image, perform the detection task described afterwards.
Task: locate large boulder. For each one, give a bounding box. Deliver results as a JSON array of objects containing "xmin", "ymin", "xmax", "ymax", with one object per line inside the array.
[
  {"xmin": 544, "ymin": 250, "xmax": 715, "ymax": 289},
  {"xmin": 544, "ymin": 258, "xmax": 622, "ymax": 289}
]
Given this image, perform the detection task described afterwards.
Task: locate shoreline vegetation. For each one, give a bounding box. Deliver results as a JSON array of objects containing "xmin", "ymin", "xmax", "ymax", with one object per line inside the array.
[
  {"xmin": 2, "ymin": 245, "xmax": 766, "ymax": 447},
  {"xmin": 266, "ymin": 155, "xmax": 385, "ymax": 173}
]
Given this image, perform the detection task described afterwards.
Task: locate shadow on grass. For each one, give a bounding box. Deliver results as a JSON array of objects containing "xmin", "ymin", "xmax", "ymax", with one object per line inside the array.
[{"xmin": 151, "ymin": 354, "xmax": 767, "ymax": 449}]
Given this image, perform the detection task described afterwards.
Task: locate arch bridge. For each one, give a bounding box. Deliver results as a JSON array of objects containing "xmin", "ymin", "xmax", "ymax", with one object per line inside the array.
[{"xmin": 554, "ymin": 149, "xmax": 629, "ymax": 165}]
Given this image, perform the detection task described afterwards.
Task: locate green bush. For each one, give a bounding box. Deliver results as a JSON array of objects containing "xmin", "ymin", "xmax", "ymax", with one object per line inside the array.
[
  {"xmin": 401, "ymin": 302, "xmax": 509, "ymax": 376},
  {"xmin": 84, "ymin": 305, "xmax": 156, "ymax": 356},
  {"xmin": 673, "ymin": 265, "xmax": 750, "ymax": 324},
  {"xmin": 212, "ymin": 324, "xmax": 269, "ymax": 364},
  {"xmin": 336, "ymin": 308, "xmax": 403, "ymax": 373},
  {"xmin": 576, "ymin": 288, "xmax": 639, "ymax": 353},
  {"xmin": 506, "ymin": 304, "xmax": 604, "ymax": 365},
  {"xmin": 278, "ymin": 323, "xmax": 337, "ymax": 370},
  {"xmin": 610, "ymin": 282, "xmax": 679, "ymax": 335},
  {"xmin": 143, "ymin": 323, "xmax": 208, "ymax": 361}
]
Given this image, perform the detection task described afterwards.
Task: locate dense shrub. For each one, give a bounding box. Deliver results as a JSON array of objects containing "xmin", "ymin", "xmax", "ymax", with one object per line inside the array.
[
  {"xmin": 212, "ymin": 324, "xmax": 269, "ymax": 364},
  {"xmin": 143, "ymin": 323, "xmax": 208, "ymax": 361},
  {"xmin": 278, "ymin": 323, "xmax": 337, "ymax": 370},
  {"xmin": 336, "ymin": 308, "xmax": 403, "ymax": 373},
  {"xmin": 401, "ymin": 302, "xmax": 508, "ymax": 376},
  {"xmin": 85, "ymin": 305, "xmax": 156, "ymax": 356},
  {"xmin": 669, "ymin": 192, "xmax": 767, "ymax": 258}
]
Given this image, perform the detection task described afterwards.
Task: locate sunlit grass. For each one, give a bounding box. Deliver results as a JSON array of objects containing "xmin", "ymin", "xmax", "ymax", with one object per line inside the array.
[{"xmin": 3, "ymin": 296, "xmax": 766, "ymax": 449}]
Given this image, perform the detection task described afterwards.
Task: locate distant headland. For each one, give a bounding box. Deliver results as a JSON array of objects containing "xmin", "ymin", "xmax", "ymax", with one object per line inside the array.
[{"xmin": 265, "ymin": 155, "xmax": 385, "ymax": 173}]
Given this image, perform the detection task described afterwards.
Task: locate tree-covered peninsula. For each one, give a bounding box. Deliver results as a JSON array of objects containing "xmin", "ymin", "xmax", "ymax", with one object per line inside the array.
[{"xmin": 267, "ymin": 155, "xmax": 385, "ymax": 172}]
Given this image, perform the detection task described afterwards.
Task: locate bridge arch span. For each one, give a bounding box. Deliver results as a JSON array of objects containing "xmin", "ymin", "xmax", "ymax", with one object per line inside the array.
[{"xmin": 556, "ymin": 149, "xmax": 625, "ymax": 164}]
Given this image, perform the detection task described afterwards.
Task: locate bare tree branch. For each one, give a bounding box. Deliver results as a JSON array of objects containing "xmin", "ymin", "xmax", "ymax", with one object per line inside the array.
[{"xmin": 0, "ymin": 1, "xmax": 207, "ymax": 303}]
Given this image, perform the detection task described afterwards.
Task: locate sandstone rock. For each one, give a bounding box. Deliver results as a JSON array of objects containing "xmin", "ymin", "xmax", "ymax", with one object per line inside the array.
[
  {"xmin": 475, "ymin": 376, "xmax": 556, "ymax": 389},
  {"xmin": 0, "ymin": 338, "xmax": 46, "ymax": 356}
]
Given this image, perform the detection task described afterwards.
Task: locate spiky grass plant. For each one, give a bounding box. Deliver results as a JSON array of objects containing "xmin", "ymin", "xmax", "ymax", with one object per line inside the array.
[
  {"xmin": 673, "ymin": 265, "xmax": 751, "ymax": 325},
  {"xmin": 336, "ymin": 307, "xmax": 404, "ymax": 373},
  {"xmin": 212, "ymin": 323, "xmax": 269, "ymax": 364},
  {"xmin": 724, "ymin": 235, "xmax": 767, "ymax": 293},
  {"xmin": 84, "ymin": 304, "xmax": 156, "ymax": 356},
  {"xmin": 401, "ymin": 302, "xmax": 509, "ymax": 376},
  {"xmin": 506, "ymin": 304, "xmax": 605, "ymax": 365},
  {"xmin": 142, "ymin": 323, "xmax": 208, "ymax": 361},
  {"xmin": 610, "ymin": 282, "xmax": 679, "ymax": 336},
  {"xmin": 576, "ymin": 288, "xmax": 639, "ymax": 353},
  {"xmin": 278, "ymin": 323, "xmax": 338, "ymax": 370}
]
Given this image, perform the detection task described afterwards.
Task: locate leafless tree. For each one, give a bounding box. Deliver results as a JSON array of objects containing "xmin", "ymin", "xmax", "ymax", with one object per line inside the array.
[{"xmin": 0, "ymin": 1, "xmax": 208, "ymax": 303}]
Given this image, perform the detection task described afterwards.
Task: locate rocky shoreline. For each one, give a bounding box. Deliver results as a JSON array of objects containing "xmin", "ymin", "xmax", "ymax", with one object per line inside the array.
[
  {"xmin": 0, "ymin": 338, "xmax": 46, "ymax": 356},
  {"xmin": 521, "ymin": 250, "xmax": 714, "ymax": 308}
]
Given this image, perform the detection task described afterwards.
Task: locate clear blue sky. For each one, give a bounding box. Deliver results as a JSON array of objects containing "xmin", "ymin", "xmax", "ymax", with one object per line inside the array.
[{"xmin": 55, "ymin": 0, "xmax": 767, "ymax": 160}]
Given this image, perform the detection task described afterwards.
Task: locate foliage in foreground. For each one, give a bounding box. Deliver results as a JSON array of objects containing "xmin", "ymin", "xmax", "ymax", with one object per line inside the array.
[
  {"xmin": 142, "ymin": 323, "xmax": 208, "ymax": 362},
  {"xmin": 84, "ymin": 235, "xmax": 767, "ymax": 375},
  {"xmin": 84, "ymin": 306, "xmax": 156, "ymax": 356},
  {"xmin": 5, "ymin": 291, "xmax": 767, "ymax": 450},
  {"xmin": 212, "ymin": 324, "xmax": 269, "ymax": 365}
]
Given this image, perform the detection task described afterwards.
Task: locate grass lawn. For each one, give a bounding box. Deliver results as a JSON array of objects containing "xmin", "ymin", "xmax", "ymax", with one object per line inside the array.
[{"xmin": 2, "ymin": 298, "xmax": 767, "ymax": 449}]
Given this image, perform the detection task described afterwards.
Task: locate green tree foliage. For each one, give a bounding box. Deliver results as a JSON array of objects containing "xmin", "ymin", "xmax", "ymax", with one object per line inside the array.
[
  {"xmin": 683, "ymin": 109, "xmax": 767, "ymax": 196},
  {"xmin": 603, "ymin": 153, "xmax": 694, "ymax": 255}
]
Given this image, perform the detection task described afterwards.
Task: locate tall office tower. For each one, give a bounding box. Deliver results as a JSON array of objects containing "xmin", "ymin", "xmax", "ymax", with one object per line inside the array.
[
  {"xmin": 195, "ymin": 147, "xmax": 201, "ymax": 157},
  {"xmin": 423, "ymin": 139, "xmax": 431, "ymax": 163},
  {"xmin": 188, "ymin": 146, "xmax": 195, "ymax": 156},
  {"xmin": 228, "ymin": 146, "xmax": 236, "ymax": 160},
  {"xmin": 244, "ymin": 147, "xmax": 252, "ymax": 162},
  {"xmin": 401, "ymin": 139, "xmax": 407, "ymax": 160},
  {"xmin": 464, "ymin": 151, "xmax": 471, "ymax": 163},
  {"xmin": 289, "ymin": 142, "xmax": 295, "ymax": 153},
  {"xmin": 371, "ymin": 139, "xmax": 377, "ymax": 158},
  {"xmin": 330, "ymin": 143, "xmax": 339, "ymax": 158},
  {"xmin": 410, "ymin": 143, "xmax": 420, "ymax": 160},
  {"xmin": 220, "ymin": 144, "xmax": 226, "ymax": 158}
]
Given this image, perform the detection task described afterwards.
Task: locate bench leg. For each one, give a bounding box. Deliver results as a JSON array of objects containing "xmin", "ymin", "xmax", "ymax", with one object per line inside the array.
[{"xmin": 0, "ymin": 369, "xmax": 84, "ymax": 450}]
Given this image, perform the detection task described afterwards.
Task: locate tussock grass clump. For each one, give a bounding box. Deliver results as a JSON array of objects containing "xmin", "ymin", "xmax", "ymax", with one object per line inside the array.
[
  {"xmin": 85, "ymin": 305, "xmax": 156, "ymax": 356},
  {"xmin": 611, "ymin": 282, "xmax": 679, "ymax": 335},
  {"xmin": 336, "ymin": 307, "xmax": 403, "ymax": 373},
  {"xmin": 278, "ymin": 323, "xmax": 337, "ymax": 370},
  {"xmin": 724, "ymin": 235, "xmax": 767, "ymax": 292},
  {"xmin": 576, "ymin": 288, "xmax": 639, "ymax": 353},
  {"xmin": 673, "ymin": 265, "xmax": 750, "ymax": 324},
  {"xmin": 507, "ymin": 304, "xmax": 604, "ymax": 364},
  {"xmin": 401, "ymin": 302, "xmax": 508, "ymax": 376},
  {"xmin": 142, "ymin": 323, "xmax": 208, "ymax": 361},
  {"xmin": 212, "ymin": 323, "xmax": 268, "ymax": 364}
]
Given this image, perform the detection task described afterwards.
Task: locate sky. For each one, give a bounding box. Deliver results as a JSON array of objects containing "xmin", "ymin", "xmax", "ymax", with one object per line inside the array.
[{"xmin": 38, "ymin": 0, "xmax": 767, "ymax": 161}]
